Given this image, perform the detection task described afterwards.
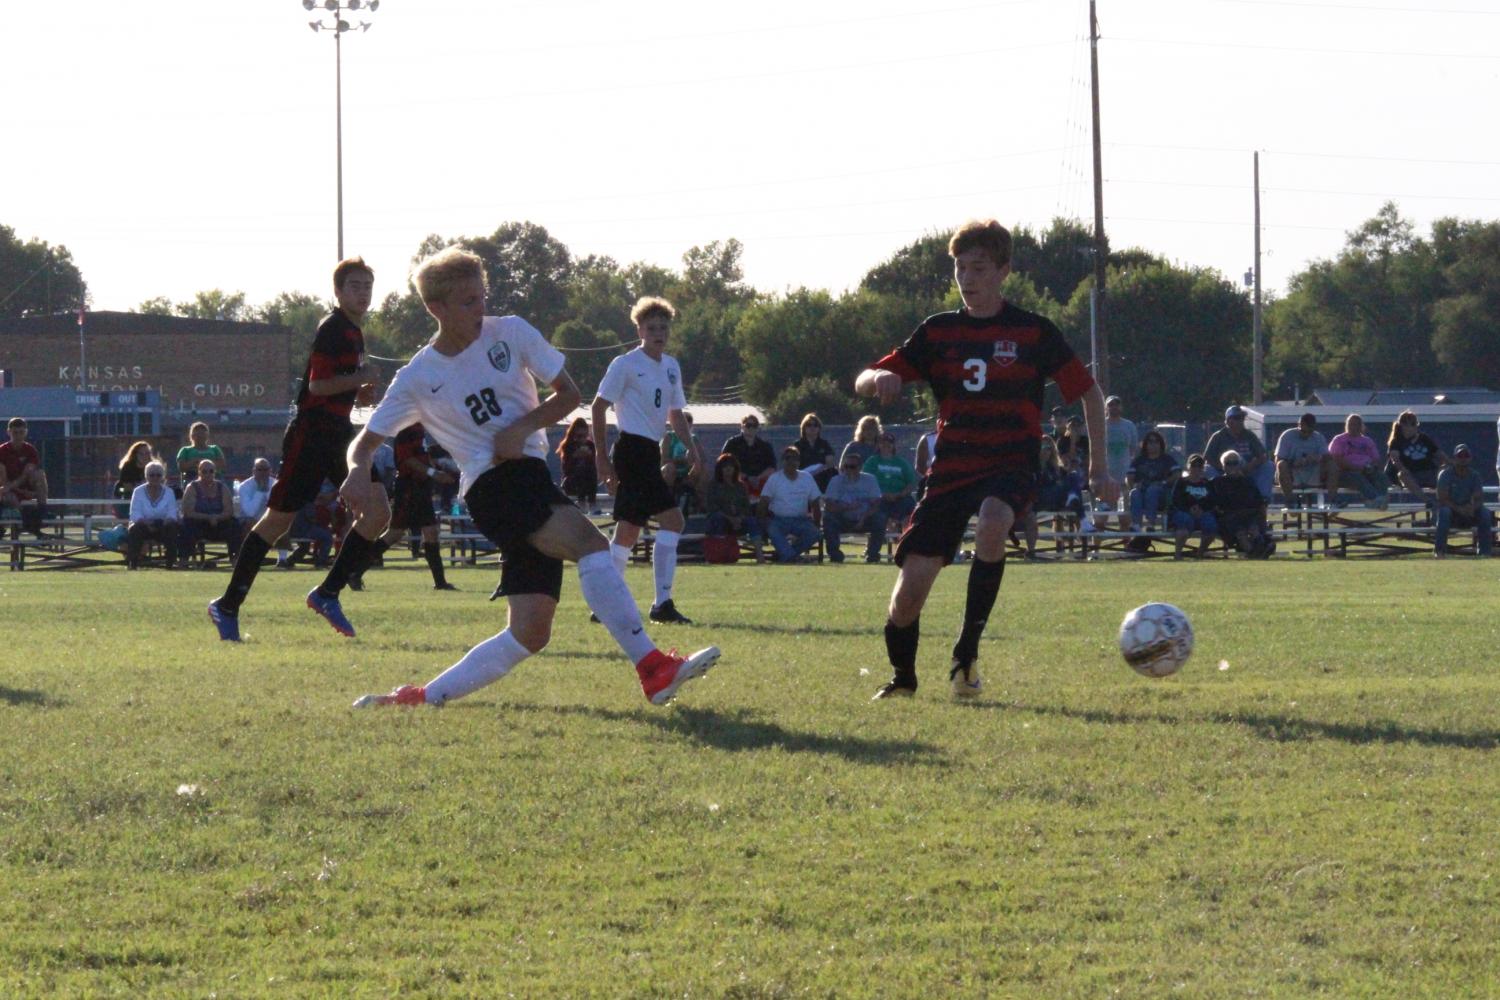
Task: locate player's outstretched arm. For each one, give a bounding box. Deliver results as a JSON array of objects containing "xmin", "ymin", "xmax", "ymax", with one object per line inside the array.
[
  {"xmin": 494, "ymin": 370, "xmax": 584, "ymax": 462},
  {"xmin": 1080, "ymin": 383, "xmax": 1111, "ymax": 496},
  {"xmin": 856, "ymin": 368, "xmax": 904, "ymax": 406},
  {"xmin": 341, "ymin": 427, "xmax": 389, "ymax": 517},
  {"xmin": 590, "ymin": 392, "xmax": 616, "ymax": 491}
]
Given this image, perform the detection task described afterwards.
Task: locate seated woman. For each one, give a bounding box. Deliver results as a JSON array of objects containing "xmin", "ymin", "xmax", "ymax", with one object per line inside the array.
[
  {"xmin": 1126, "ymin": 430, "xmax": 1180, "ymax": 535},
  {"xmin": 1209, "ymin": 450, "xmax": 1275, "ymax": 558},
  {"xmin": 1169, "ymin": 454, "xmax": 1217, "ymax": 559},
  {"xmin": 125, "ymin": 460, "xmax": 180, "ymax": 569},
  {"xmin": 794, "ymin": 412, "xmax": 837, "ymax": 491},
  {"xmin": 557, "ymin": 417, "xmax": 599, "ymax": 513},
  {"xmin": 114, "ymin": 440, "xmax": 154, "ymax": 519},
  {"xmin": 179, "ymin": 459, "xmax": 243, "ymax": 564},
  {"xmin": 703, "ymin": 454, "xmax": 764, "ymax": 554},
  {"xmin": 1386, "ymin": 410, "xmax": 1446, "ymax": 500},
  {"xmin": 1028, "ymin": 436, "xmax": 1084, "ymax": 558}
]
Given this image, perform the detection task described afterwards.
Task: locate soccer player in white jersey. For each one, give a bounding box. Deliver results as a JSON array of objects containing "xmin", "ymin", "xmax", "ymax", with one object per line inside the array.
[
  {"xmin": 346, "ymin": 247, "xmax": 719, "ymax": 709},
  {"xmin": 590, "ymin": 297, "xmax": 701, "ymax": 624}
]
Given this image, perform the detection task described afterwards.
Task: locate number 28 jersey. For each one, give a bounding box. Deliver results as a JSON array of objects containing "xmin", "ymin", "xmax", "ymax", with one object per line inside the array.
[
  {"xmin": 366, "ymin": 315, "xmax": 565, "ymax": 497},
  {"xmin": 871, "ymin": 303, "xmax": 1094, "ymax": 500}
]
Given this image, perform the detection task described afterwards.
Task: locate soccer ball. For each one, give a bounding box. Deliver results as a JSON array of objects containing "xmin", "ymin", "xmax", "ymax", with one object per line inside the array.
[{"xmin": 1118, "ymin": 602, "xmax": 1193, "ymax": 678}]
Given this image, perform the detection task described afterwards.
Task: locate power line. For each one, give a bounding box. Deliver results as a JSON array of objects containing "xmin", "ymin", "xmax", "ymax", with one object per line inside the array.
[{"xmin": 1110, "ymin": 34, "xmax": 1498, "ymax": 61}]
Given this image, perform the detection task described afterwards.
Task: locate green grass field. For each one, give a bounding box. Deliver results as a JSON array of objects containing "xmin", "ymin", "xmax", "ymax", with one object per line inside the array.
[{"xmin": 3, "ymin": 557, "xmax": 1500, "ymax": 997}]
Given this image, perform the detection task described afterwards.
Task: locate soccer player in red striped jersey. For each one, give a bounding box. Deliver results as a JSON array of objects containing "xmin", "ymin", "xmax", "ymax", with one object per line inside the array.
[{"xmin": 855, "ymin": 219, "xmax": 1108, "ymax": 700}]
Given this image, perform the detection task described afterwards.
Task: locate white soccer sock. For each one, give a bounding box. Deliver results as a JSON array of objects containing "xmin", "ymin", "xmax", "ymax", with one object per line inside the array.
[
  {"xmin": 579, "ymin": 549, "xmax": 656, "ymax": 664},
  {"xmin": 610, "ymin": 542, "xmax": 631, "ymax": 579},
  {"xmin": 652, "ymin": 529, "xmax": 680, "ymax": 608},
  {"xmin": 423, "ymin": 629, "xmax": 531, "ymax": 706}
]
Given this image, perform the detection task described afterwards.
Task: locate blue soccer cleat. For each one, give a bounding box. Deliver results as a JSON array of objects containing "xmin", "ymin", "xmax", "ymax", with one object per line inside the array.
[
  {"xmin": 208, "ymin": 599, "xmax": 240, "ymax": 642},
  {"xmin": 306, "ymin": 589, "xmax": 356, "ymax": 637}
]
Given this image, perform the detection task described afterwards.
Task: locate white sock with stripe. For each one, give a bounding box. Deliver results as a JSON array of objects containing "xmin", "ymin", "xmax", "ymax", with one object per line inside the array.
[
  {"xmin": 652, "ymin": 529, "xmax": 680, "ymax": 608},
  {"xmin": 423, "ymin": 629, "xmax": 530, "ymax": 705},
  {"xmin": 579, "ymin": 549, "xmax": 656, "ymax": 663}
]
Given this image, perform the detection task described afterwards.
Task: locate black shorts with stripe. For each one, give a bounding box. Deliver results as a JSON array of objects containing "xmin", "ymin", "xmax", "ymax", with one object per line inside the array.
[
  {"xmin": 268, "ymin": 413, "xmax": 355, "ymax": 513},
  {"xmin": 389, "ymin": 478, "xmax": 437, "ymax": 532},
  {"xmin": 465, "ymin": 457, "xmax": 572, "ymax": 600},
  {"xmin": 611, "ymin": 431, "xmax": 675, "ymax": 527},
  {"xmin": 894, "ymin": 470, "xmax": 1036, "ymax": 567}
]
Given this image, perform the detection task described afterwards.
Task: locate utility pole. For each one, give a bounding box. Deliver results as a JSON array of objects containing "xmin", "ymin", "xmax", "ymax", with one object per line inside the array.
[
  {"xmin": 1089, "ymin": 0, "xmax": 1109, "ymax": 393},
  {"xmin": 1253, "ymin": 151, "xmax": 1263, "ymax": 404},
  {"xmin": 303, "ymin": 0, "xmax": 380, "ymax": 260}
]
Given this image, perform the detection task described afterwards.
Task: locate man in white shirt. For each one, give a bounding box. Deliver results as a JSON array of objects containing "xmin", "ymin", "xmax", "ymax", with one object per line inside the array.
[
  {"xmin": 590, "ymin": 297, "xmax": 701, "ymax": 624},
  {"xmin": 756, "ymin": 447, "xmax": 823, "ymax": 563},
  {"xmin": 343, "ymin": 247, "xmax": 718, "ymax": 710},
  {"xmin": 236, "ymin": 458, "xmax": 276, "ymax": 525}
]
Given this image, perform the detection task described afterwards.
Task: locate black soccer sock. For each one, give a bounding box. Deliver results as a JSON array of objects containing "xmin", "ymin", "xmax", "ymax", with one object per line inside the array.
[
  {"xmin": 952, "ymin": 555, "xmax": 1005, "ymax": 667},
  {"xmin": 317, "ymin": 529, "xmax": 375, "ymax": 599},
  {"xmin": 219, "ymin": 532, "xmax": 271, "ymax": 614},
  {"xmin": 423, "ymin": 542, "xmax": 448, "ymax": 586},
  {"xmin": 884, "ymin": 616, "xmax": 921, "ymax": 687},
  {"xmin": 350, "ymin": 538, "xmax": 391, "ymax": 585}
]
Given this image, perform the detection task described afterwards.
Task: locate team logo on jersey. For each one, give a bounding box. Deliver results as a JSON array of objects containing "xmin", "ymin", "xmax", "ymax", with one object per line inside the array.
[
  {"xmin": 488, "ymin": 341, "xmax": 512, "ymax": 373},
  {"xmin": 668, "ymin": 371, "xmax": 677, "ymax": 385},
  {"xmin": 992, "ymin": 340, "xmax": 1018, "ymax": 366}
]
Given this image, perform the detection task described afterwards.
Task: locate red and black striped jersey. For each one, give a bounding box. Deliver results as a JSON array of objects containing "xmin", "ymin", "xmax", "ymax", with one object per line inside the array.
[
  {"xmin": 872, "ymin": 303, "xmax": 1094, "ymax": 499},
  {"xmin": 295, "ymin": 308, "xmax": 365, "ymax": 420},
  {"xmin": 393, "ymin": 423, "xmax": 431, "ymax": 483}
]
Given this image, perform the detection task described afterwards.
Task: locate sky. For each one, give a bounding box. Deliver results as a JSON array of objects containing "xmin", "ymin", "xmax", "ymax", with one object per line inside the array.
[{"xmin": 4, "ymin": 0, "xmax": 1498, "ymax": 314}]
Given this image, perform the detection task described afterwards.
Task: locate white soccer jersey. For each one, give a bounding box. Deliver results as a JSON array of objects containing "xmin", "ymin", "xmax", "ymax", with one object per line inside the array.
[
  {"xmin": 367, "ymin": 315, "xmax": 565, "ymax": 496},
  {"xmin": 594, "ymin": 347, "xmax": 687, "ymax": 439}
]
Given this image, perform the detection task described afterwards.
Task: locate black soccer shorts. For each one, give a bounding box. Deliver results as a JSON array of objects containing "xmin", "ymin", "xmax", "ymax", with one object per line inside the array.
[
  {"xmin": 894, "ymin": 470, "xmax": 1036, "ymax": 567},
  {"xmin": 611, "ymin": 431, "xmax": 676, "ymax": 527},
  {"xmin": 465, "ymin": 457, "xmax": 572, "ymax": 600}
]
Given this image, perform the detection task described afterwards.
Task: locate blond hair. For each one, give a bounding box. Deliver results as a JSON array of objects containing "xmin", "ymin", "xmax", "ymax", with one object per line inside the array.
[
  {"xmin": 855, "ymin": 414, "xmax": 883, "ymax": 444},
  {"xmin": 630, "ymin": 296, "xmax": 676, "ymax": 326},
  {"xmin": 413, "ymin": 246, "xmax": 486, "ymax": 305}
]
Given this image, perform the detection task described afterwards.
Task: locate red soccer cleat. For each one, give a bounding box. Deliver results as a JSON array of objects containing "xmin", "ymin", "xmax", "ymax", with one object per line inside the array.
[
  {"xmin": 636, "ymin": 646, "xmax": 720, "ymax": 706},
  {"xmin": 351, "ymin": 684, "xmax": 426, "ymax": 709}
]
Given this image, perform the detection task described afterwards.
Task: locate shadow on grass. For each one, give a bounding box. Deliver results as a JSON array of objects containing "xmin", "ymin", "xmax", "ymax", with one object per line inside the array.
[
  {"xmin": 683, "ymin": 620, "xmax": 876, "ymax": 639},
  {"xmin": 506, "ymin": 702, "xmax": 946, "ymax": 765},
  {"xmin": 0, "ymin": 685, "xmax": 64, "ymax": 708},
  {"xmin": 1007, "ymin": 702, "xmax": 1500, "ymax": 751}
]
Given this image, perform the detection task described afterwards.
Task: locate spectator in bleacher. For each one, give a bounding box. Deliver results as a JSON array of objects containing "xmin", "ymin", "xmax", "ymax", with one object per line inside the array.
[
  {"xmin": 913, "ymin": 427, "xmax": 937, "ymax": 501},
  {"xmin": 793, "ymin": 412, "xmax": 837, "ymax": 491},
  {"xmin": 703, "ymin": 453, "xmax": 764, "ymax": 557},
  {"xmin": 1328, "ymin": 413, "xmax": 1391, "ymax": 510},
  {"xmin": 175, "ymin": 422, "xmax": 226, "ymax": 492},
  {"xmin": 180, "ymin": 459, "xmax": 243, "ymax": 565},
  {"xmin": 864, "ymin": 431, "xmax": 918, "ymax": 543},
  {"xmin": 1434, "ymin": 443, "xmax": 1493, "ymax": 558},
  {"xmin": 114, "ymin": 440, "xmax": 155, "ymax": 518},
  {"xmin": 1386, "ymin": 410, "xmax": 1446, "ymax": 501},
  {"xmin": 1210, "ymin": 450, "xmax": 1274, "ymax": 557},
  {"xmin": 557, "ymin": 417, "xmax": 599, "ymax": 513},
  {"xmin": 237, "ymin": 458, "xmax": 276, "ymax": 527},
  {"xmin": 1169, "ymin": 454, "xmax": 1217, "ymax": 559},
  {"xmin": 125, "ymin": 461, "xmax": 180, "ymax": 569},
  {"xmin": 823, "ymin": 450, "xmax": 884, "ymax": 563},
  {"xmin": 283, "ymin": 490, "xmax": 337, "ymax": 569},
  {"xmin": 661, "ymin": 411, "xmax": 703, "ymax": 513},
  {"xmin": 0, "ymin": 416, "xmax": 51, "ymax": 537},
  {"xmin": 371, "ymin": 439, "xmax": 398, "ymax": 499},
  {"xmin": 1205, "ymin": 405, "xmax": 1272, "ymax": 500},
  {"xmin": 756, "ymin": 445, "xmax": 823, "ymax": 563},
  {"xmin": 427, "ymin": 442, "xmax": 461, "ymax": 514},
  {"xmin": 1058, "ymin": 414, "xmax": 1089, "ymax": 473},
  {"xmin": 1274, "ymin": 412, "xmax": 1335, "ymax": 508},
  {"xmin": 1030, "ymin": 435, "xmax": 1086, "ymax": 559},
  {"xmin": 721, "ymin": 413, "xmax": 777, "ymax": 496},
  {"xmin": 1101, "ymin": 395, "xmax": 1138, "ymax": 530},
  {"xmin": 1126, "ymin": 430, "xmax": 1179, "ymax": 538},
  {"xmin": 1049, "ymin": 406, "xmax": 1070, "ymax": 445},
  {"xmin": 839, "ymin": 415, "xmax": 884, "ymax": 473}
]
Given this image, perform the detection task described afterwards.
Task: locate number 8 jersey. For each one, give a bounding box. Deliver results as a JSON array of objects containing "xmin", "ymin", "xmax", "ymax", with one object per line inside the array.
[
  {"xmin": 366, "ymin": 315, "xmax": 565, "ymax": 497},
  {"xmin": 870, "ymin": 302, "xmax": 1094, "ymax": 500}
]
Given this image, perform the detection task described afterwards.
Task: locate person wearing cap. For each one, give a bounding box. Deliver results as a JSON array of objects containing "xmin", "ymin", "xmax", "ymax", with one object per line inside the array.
[
  {"xmin": 1328, "ymin": 414, "xmax": 1390, "ymax": 510},
  {"xmin": 1209, "ymin": 450, "xmax": 1274, "ymax": 557},
  {"xmin": 1100, "ymin": 395, "xmax": 1139, "ymax": 531},
  {"xmin": 1204, "ymin": 405, "xmax": 1272, "ymax": 500},
  {"xmin": 855, "ymin": 218, "xmax": 1108, "ymax": 701},
  {"xmin": 1169, "ymin": 454, "xmax": 1217, "ymax": 559},
  {"xmin": 1433, "ymin": 444, "xmax": 1493, "ymax": 558},
  {"xmin": 755, "ymin": 446, "xmax": 823, "ymax": 563},
  {"xmin": 1273, "ymin": 412, "xmax": 1335, "ymax": 508},
  {"xmin": 720, "ymin": 413, "xmax": 777, "ymax": 496},
  {"xmin": 822, "ymin": 451, "xmax": 884, "ymax": 563}
]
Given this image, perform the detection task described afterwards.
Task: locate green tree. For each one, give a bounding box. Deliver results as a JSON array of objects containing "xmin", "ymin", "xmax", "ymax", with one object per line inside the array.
[
  {"xmin": 859, "ymin": 231, "xmax": 952, "ymax": 304},
  {"xmin": 0, "ymin": 226, "xmax": 86, "ymax": 319},
  {"xmin": 766, "ymin": 375, "xmax": 859, "ymax": 426},
  {"xmin": 1062, "ymin": 263, "xmax": 1252, "ymax": 422},
  {"xmin": 676, "ymin": 239, "xmax": 753, "ymax": 309},
  {"xmin": 553, "ymin": 319, "xmax": 621, "ymax": 398},
  {"xmin": 1012, "ymin": 217, "xmax": 1100, "ymax": 304},
  {"xmin": 1429, "ymin": 218, "xmax": 1500, "ymax": 386},
  {"xmin": 174, "ymin": 289, "xmax": 249, "ymax": 321},
  {"xmin": 136, "ymin": 296, "xmax": 175, "ymax": 316},
  {"xmin": 466, "ymin": 221, "xmax": 575, "ymax": 333}
]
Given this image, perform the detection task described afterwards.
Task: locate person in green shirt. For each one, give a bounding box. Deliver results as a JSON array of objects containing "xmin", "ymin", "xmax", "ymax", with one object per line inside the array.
[
  {"xmin": 175, "ymin": 422, "xmax": 226, "ymax": 492},
  {"xmin": 862, "ymin": 431, "xmax": 918, "ymax": 537}
]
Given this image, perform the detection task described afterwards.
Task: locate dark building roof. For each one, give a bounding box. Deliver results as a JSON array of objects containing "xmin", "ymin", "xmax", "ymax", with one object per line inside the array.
[
  {"xmin": 1307, "ymin": 387, "xmax": 1500, "ymax": 407},
  {"xmin": 0, "ymin": 310, "xmax": 289, "ymax": 339}
]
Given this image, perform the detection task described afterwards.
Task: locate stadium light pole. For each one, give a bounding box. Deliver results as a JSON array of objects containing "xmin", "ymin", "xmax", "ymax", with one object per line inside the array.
[{"xmin": 303, "ymin": 0, "xmax": 379, "ymax": 260}]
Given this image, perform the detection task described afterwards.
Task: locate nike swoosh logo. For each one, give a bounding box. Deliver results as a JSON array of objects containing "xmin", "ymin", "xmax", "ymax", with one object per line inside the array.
[
  {"xmin": 631, "ymin": 627, "xmax": 642, "ymax": 635},
  {"xmin": 430, "ymin": 385, "xmax": 443, "ymax": 393}
]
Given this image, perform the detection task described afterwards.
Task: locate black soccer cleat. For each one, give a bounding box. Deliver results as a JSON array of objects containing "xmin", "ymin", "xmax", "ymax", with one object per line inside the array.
[
  {"xmin": 649, "ymin": 599, "xmax": 693, "ymax": 625},
  {"xmin": 872, "ymin": 679, "xmax": 917, "ymax": 701}
]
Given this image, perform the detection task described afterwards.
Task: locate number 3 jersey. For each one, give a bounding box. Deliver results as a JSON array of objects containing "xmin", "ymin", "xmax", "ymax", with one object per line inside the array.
[
  {"xmin": 871, "ymin": 302, "xmax": 1094, "ymax": 500},
  {"xmin": 366, "ymin": 315, "xmax": 565, "ymax": 497}
]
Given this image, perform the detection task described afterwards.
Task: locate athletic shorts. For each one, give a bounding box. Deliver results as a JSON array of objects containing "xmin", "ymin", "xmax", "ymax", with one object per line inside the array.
[
  {"xmin": 465, "ymin": 457, "xmax": 571, "ymax": 600},
  {"xmin": 268, "ymin": 413, "xmax": 354, "ymax": 513},
  {"xmin": 611, "ymin": 431, "xmax": 675, "ymax": 527},
  {"xmin": 389, "ymin": 478, "xmax": 437, "ymax": 532},
  {"xmin": 894, "ymin": 470, "xmax": 1037, "ymax": 567}
]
